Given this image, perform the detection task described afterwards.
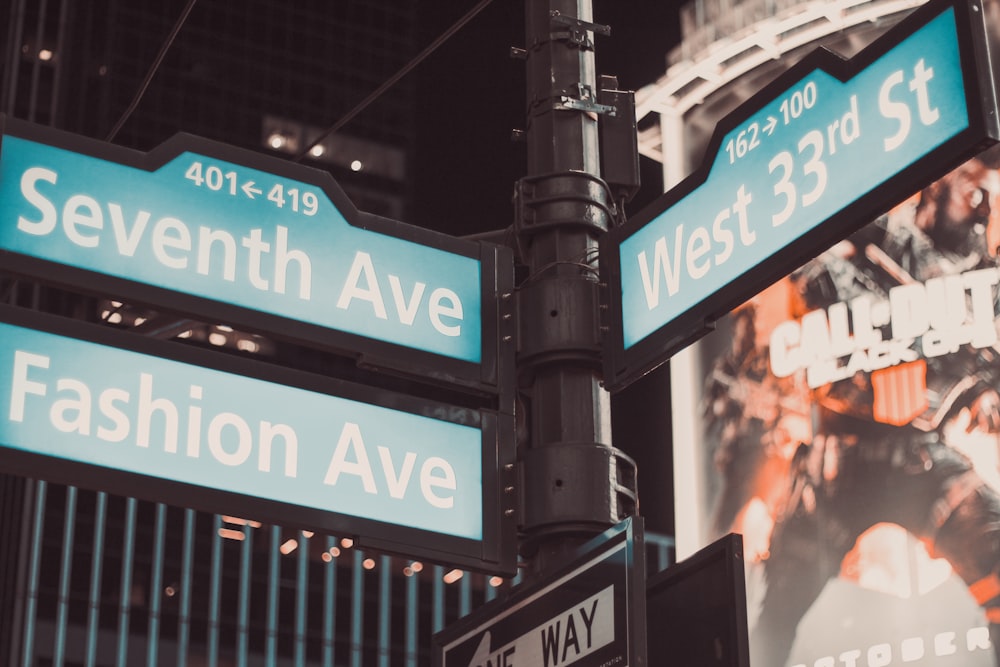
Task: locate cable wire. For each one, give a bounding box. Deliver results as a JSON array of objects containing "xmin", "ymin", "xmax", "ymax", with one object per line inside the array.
[
  {"xmin": 106, "ymin": 0, "xmax": 198, "ymax": 142},
  {"xmin": 293, "ymin": 0, "xmax": 495, "ymax": 162}
]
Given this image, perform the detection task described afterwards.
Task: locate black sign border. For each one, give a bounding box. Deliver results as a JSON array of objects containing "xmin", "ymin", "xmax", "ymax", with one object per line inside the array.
[
  {"xmin": 646, "ymin": 533, "xmax": 750, "ymax": 667},
  {"xmin": 0, "ymin": 304, "xmax": 518, "ymax": 575},
  {"xmin": 601, "ymin": 0, "xmax": 1000, "ymax": 392},
  {"xmin": 433, "ymin": 516, "xmax": 646, "ymax": 667},
  {"xmin": 0, "ymin": 115, "xmax": 515, "ymax": 402}
]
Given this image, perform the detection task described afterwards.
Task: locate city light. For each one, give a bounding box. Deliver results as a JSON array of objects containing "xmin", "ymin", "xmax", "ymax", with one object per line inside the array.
[
  {"xmin": 268, "ymin": 133, "xmax": 288, "ymax": 150},
  {"xmin": 218, "ymin": 528, "xmax": 245, "ymax": 541},
  {"xmin": 236, "ymin": 338, "xmax": 260, "ymax": 353}
]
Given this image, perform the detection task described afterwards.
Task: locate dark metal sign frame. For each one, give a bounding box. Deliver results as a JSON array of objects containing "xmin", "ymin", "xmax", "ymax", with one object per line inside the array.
[
  {"xmin": 646, "ymin": 533, "xmax": 750, "ymax": 667},
  {"xmin": 0, "ymin": 116, "xmax": 515, "ymax": 401},
  {"xmin": 0, "ymin": 305, "xmax": 517, "ymax": 575}
]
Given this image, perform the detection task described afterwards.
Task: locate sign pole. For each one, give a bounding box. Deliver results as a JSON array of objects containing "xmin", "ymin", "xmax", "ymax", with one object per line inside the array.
[{"xmin": 517, "ymin": 0, "xmax": 637, "ymax": 575}]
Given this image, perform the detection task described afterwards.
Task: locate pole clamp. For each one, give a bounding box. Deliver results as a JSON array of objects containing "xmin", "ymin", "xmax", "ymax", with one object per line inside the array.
[
  {"xmin": 550, "ymin": 11, "xmax": 610, "ymax": 49},
  {"xmin": 553, "ymin": 83, "xmax": 617, "ymax": 116}
]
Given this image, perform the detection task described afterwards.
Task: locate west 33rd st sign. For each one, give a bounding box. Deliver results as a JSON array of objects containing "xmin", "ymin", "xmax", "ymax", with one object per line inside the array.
[{"xmin": 602, "ymin": 0, "xmax": 1000, "ymax": 390}]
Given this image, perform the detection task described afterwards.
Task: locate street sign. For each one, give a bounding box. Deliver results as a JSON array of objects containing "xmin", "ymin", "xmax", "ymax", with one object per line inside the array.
[
  {"xmin": 0, "ymin": 117, "xmax": 514, "ymax": 394},
  {"xmin": 434, "ymin": 517, "xmax": 645, "ymax": 667},
  {"xmin": 646, "ymin": 534, "xmax": 749, "ymax": 667},
  {"xmin": 0, "ymin": 305, "xmax": 517, "ymax": 574},
  {"xmin": 601, "ymin": 0, "xmax": 1000, "ymax": 391}
]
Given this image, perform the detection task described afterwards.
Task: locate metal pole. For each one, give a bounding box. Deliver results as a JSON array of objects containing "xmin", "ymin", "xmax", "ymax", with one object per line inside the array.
[{"xmin": 517, "ymin": 0, "xmax": 637, "ymax": 576}]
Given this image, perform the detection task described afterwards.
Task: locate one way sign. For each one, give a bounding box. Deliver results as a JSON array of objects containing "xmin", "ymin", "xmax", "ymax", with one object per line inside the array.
[{"xmin": 433, "ymin": 518, "xmax": 645, "ymax": 667}]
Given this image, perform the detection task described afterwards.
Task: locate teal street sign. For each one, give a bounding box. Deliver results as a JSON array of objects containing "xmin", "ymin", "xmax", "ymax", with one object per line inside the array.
[
  {"xmin": 0, "ymin": 118, "xmax": 514, "ymax": 394},
  {"xmin": 0, "ymin": 306, "xmax": 517, "ymax": 574},
  {"xmin": 602, "ymin": 0, "xmax": 999, "ymax": 391}
]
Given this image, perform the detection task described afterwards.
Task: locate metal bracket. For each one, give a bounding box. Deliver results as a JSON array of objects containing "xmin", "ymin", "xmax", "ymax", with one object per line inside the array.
[
  {"xmin": 553, "ymin": 83, "xmax": 617, "ymax": 116},
  {"xmin": 554, "ymin": 96, "xmax": 616, "ymax": 115},
  {"xmin": 550, "ymin": 10, "xmax": 610, "ymax": 49},
  {"xmin": 550, "ymin": 11, "xmax": 610, "ymax": 35}
]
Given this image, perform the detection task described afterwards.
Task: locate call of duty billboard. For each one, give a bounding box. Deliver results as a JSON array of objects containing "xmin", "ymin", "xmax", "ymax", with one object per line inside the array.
[{"xmin": 672, "ymin": 145, "xmax": 1000, "ymax": 666}]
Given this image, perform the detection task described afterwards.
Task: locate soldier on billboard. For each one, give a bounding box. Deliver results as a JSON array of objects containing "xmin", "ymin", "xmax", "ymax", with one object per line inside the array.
[{"xmin": 709, "ymin": 151, "xmax": 1000, "ymax": 666}]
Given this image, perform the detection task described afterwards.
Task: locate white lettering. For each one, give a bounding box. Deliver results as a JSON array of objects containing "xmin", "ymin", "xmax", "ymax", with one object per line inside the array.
[
  {"xmin": 392, "ymin": 275, "xmax": 428, "ymax": 325},
  {"xmin": 869, "ymin": 643, "xmax": 892, "ymax": 667},
  {"xmin": 242, "ymin": 229, "xmax": 271, "ymax": 291},
  {"xmin": 50, "ymin": 378, "xmax": 92, "ymax": 434},
  {"xmin": 338, "ymin": 252, "xmax": 464, "ymax": 336},
  {"xmin": 12, "ymin": 169, "xmax": 333, "ymax": 305},
  {"xmin": 273, "ymin": 225, "xmax": 311, "ymax": 299},
  {"xmin": 685, "ymin": 226, "xmax": 711, "ymax": 280},
  {"xmin": 934, "ymin": 632, "xmax": 956, "ymax": 656},
  {"xmin": 207, "ymin": 412, "xmax": 253, "ymax": 467},
  {"xmin": 258, "ymin": 421, "xmax": 298, "ymax": 477},
  {"xmin": 712, "ymin": 208, "xmax": 734, "ymax": 266},
  {"xmin": 635, "ymin": 185, "xmax": 754, "ymax": 310},
  {"xmin": 63, "ymin": 194, "xmax": 103, "ymax": 248},
  {"xmin": 637, "ymin": 228, "xmax": 683, "ymax": 309},
  {"xmin": 769, "ymin": 320, "xmax": 802, "ymax": 378},
  {"xmin": 196, "ymin": 226, "xmax": 236, "ymax": 281},
  {"xmin": 153, "ymin": 217, "xmax": 192, "ymax": 269},
  {"xmin": 4, "ymin": 351, "xmax": 300, "ymax": 477},
  {"xmin": 378, "ymin": 446, "xmax": 416, "ymax": 498},
  {"xmin": 889, "ymin": 283, "xmax": 929, "ymax": 340},
  {"xmin": 9, "ymin": 351, "xmax": 49, "ymax": 421},
  {"xmin": 107, "ymin": 204, "xmax": 150, "ymax": 256},
  {"xmin": 17, "ymin": 167, "xmax": 58, "ymax": 235},
  {"xmin": 136, "ymin": 373, "xmax": 179, "ymax": 453},
  {"xmin": 337, "ymin": 251, "xmax": 388, "ymax": 319},
  {"xmin": 880, "ymin": 70, "xmax": 911, "ymax": 151},
  {"xmin": 97, "ymin": 388, "xmax": 131, "ymax": 442},
  {"xmin": 429, "ymin": 288, "xmax": 463, "ymax": 337},
  {"xmin": 910, "ymin": 59, "xmax": 939, "ymax": 126},
  {"xmin": 324, "ymin": 422, "xmax": 378, "ymax": 493},
  {"xmin": 421, "ymin": 456, "xmax": 456, "ymax": 509}
]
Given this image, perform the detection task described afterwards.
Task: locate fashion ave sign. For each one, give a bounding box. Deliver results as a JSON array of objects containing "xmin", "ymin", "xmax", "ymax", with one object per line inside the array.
[{"xmin": 0, "ymin": 307, "xmax": 516, "ymax": 573}]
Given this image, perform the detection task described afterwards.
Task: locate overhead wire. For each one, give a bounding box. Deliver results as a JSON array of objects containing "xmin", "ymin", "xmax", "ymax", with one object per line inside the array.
[
  {"xmin": 103, "ymin": 0, "xmax": 494, "ymax": 162},
  {"xmin": 292, "ymin": 0, "xmax": 495, "ymax": 162},
  {"xmin": 106, "ymin": 0, "xmax": 198, "ymax": 142}
]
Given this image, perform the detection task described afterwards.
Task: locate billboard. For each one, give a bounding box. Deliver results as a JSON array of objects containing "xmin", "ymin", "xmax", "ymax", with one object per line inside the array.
[{"xmin": 672, "ymin": 145, "xmax": 1000, "ymax": 666}]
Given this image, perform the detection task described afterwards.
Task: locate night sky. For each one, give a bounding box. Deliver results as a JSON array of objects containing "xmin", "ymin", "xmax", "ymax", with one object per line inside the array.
[{"xmin": 411, "ymin": 2, "xmax": 682, "ymax": 237}]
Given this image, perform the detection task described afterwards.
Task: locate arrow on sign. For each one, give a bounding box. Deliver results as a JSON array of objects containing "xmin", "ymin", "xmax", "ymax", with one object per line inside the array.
[
  {"xmin": 434, "ymin": 519, "xmax": 643, "ymax": 667},
  {"xmin": 465, "ymin": 586, "xmax": 615, "ymax": 667},
  {"xmin": 241, "ymin": 180, "xmax": 262, "ymax": 198},
  {"xmin": 763, "ymin": 115, "xmax": 777, "ymax": 136}
]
